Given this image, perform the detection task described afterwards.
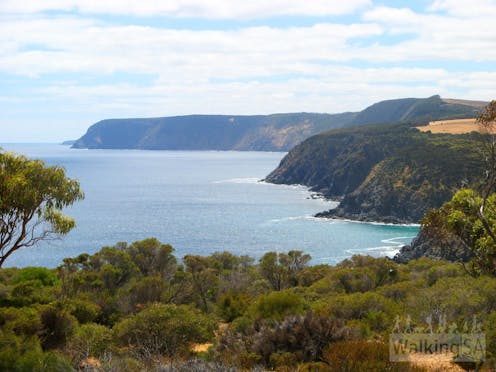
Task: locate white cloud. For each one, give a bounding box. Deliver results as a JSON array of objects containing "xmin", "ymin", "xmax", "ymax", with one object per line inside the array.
[
  {"xmin": 429, "ymin": 0, "xmax": 496, "ymax": 17},
  {"xmin": 0, "ymin": 17, "xmax": 384, "ymax": 78},
  {"xmin": 361, "ymin": 5, "xmax": 496, "ymax": 62},
  {"xmin": 2, "ymin": 1, "xmax": 496, "ymax": 141},
  {"xmin": 0, "ymin": 0, "xmax": 372, "ymax": 19},
  {"xmin": 33, "ymin": 66, "xmax": 496, "ymax": 116}
]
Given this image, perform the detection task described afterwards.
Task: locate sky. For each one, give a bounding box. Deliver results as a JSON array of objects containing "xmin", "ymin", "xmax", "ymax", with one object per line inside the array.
[{"xmin": 1, "ymin": 0, "xmax": 496, "ymax": 142}]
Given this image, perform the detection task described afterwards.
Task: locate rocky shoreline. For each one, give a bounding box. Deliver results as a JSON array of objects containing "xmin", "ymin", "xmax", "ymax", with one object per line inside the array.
[
  {"xmin": 314, "ymin": 208, "xmax": 414, "ymax": 225},
  {"xmin": 314, "ymin": 204, "xmax": 472, "ymax": 264},
  {"xmin": 392, "ymin": 228, "xmax": 471, "ymax": 263}
]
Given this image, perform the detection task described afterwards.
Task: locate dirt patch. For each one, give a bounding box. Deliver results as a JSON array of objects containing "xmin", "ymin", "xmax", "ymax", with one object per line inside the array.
[
  {"xmin": 191, "ymin": 343, "xmax": 213, "ymax": 353},
  {"xmin": 407, "ymin": 352, "xmax": 467, "ymax": 372}
]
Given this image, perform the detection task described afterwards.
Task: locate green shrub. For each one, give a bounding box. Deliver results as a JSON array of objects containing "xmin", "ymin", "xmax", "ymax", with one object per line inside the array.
[
  {"xmin": 0, "ymin": 332, "xmax": 71, "ymax": 372},
  {"xmin": 250, "ymin": 290, "xmax": 305, "ymax": 321},
  {"xmin": 327, "ymin": 292, "xmax": 399, "ymax": 331},
  {"xmin": 113, "ymin": 303, "xmax": 215, "ymax": 359},
  {"xmin": 68, "ymin": 298, "xmax": 101, "ymax": 324},
  {"xmin": 15, "ymin": 349, "xmax": 73, "ymax": 372},
  {"xmin": 216, "ymin": 292, "xmax": 249, "ymax": 322},
  {"xmin": 12, "ymin": 267, "xmax": 59, "ymax": 287},
  {"xmin": 67, "ymin": 323, "xmax": 112, "ymax": 362},
  {"xmin": 39, "ymin": 304, "xmax": 77, "ymax": 350}
]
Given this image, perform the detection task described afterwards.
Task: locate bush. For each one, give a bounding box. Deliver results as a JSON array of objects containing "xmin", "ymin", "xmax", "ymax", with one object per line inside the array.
[
  {"xmin": 113, "ymin": 303, "xmax": 215, "ymax": 359},
  {"xmin": 68, "ymin": 298, "xmax": 101, "ymax": 324},
  {"xmin": 10, "ymin": 280, "xmax": 50, "ymax": 306},
  {"xmin": 39, "ymin": 304, "xmax": 77, "ymax": 350},
  {"xmin": 326, "ymin": 292, "xmax": 399, "ymax": 332},
  {"xmin": 15, "ymin": 349, "xmax": 73, "ymax": 372},
  {"xmin": 12, "ymin": 267, "xmax": 59, "ymax": 287},
  {"xmin": 216, "ymin": 292, "xmax": 249, "ymax": 322},
  {"xmin": 0, "ymin": 332, "xmax": 72, "ymax": 372},
  {"xmin": 250, "ymin": 290, "xmax": 305, "ymax": 321},
  {"xmin": 67, "ymin": 323, "xmax": 112, "ymax": 362},
  {"xmin": 0, "ymin": 306, "xmax": 41, "ymax": 336},
  {"xmin": 217, "ymin": 312, "xmax": 349, "ymax": 368},
  {"xmin": 120, "ymin": 276, "xmax": 166, "ymax": 312},
  {"xmin": 324, "ymin": 340, "xmax": 423, "ymax": 372}
]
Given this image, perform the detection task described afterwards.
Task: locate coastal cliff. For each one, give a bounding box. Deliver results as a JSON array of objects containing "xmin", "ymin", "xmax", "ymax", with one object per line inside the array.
[
  {"xmin": 72, "ymin": 95, "xmax": 482, "ymax": 152},
  {"xmin": 265, "ymin": 123, "xmax": 484, "ymax": 223},
  {"xmin": 72, "ymin": 113, "xmax": 355, "ymax": 151}
]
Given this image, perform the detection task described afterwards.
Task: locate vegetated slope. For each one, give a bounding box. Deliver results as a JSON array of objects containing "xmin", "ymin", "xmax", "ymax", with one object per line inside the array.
[
  {"xmin": 348, "ymin": 95, "xmax": 483, "ymax": 126},
  {"xmin": 72, "ymin": 95, "xmax": 482, "ymax": 151},
  {"xmin": 265, "ymin": 123, "xmax": 484, "ymax": 223},
  {"xmin": 72, "ymin": 113, "xmax": 356, "ymax": 151}
]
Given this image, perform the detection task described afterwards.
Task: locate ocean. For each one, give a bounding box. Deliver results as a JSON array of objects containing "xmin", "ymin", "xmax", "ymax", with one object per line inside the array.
[{"xmin": 1, "ymin": 144, "xmax": 419, "ymax": 268}]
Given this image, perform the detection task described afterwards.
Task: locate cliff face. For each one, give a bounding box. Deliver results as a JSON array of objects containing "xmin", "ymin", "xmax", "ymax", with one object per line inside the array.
[
  {"xmin": 265, "ymin": 95, "xmax": 486, "ymax": 223},
  {"xmin": 72, "ymin": 95, "xmax": 483, "ymax": 152},
  {"xmin": 72, "ymin": 113, "xmax": 356, "ymax": 151},
  {"xmin": 265, "ymin": 123, "xmax": 484, "ymax": 223}
]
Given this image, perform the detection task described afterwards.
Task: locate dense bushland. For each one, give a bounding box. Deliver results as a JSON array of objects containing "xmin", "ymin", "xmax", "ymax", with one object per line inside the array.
[{"xmin": 1, "ymin": 238, "xmax": 495, "ymax": 371}]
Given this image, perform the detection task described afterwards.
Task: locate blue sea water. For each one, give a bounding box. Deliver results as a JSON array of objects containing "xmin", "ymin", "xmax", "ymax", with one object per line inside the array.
[{"xmin": 1, "ymin": 144, "xmax": 419, "ymax": 268}]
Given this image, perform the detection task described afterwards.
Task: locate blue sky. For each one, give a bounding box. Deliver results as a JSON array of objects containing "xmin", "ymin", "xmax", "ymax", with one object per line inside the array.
[{"xmin": 1, "ymin": 0, "xmax": 496, "ymax": 142}]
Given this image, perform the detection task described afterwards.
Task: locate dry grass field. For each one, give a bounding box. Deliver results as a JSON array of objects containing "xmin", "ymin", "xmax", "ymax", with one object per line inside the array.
[
  {"xmin": 416, "ymin": 118, "xmax": 480, "ymax": 134},
  {"xmin": 442, "ymin": 98, "xmax": 488, "ymax": 108}
]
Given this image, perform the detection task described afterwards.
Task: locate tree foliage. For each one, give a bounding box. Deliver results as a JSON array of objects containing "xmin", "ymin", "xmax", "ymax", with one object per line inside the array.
[
  {"xmin": 0, "ymin": 152, "xmax": 83, "ymax": 267},
  {"xmin": 422, "ymin": 189, "xmax": 496, "ymax": 276},
  {"xmin": 259, "ymin": 250, "xmax": 311, "ymax": 290},
  {"xmin": 415, "ymin": 101, "xmax": 496, "ymax": 276}
]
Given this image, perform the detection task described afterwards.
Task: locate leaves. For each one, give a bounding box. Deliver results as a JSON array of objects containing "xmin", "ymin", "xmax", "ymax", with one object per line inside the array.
[
  {"xmin": 421, "ymin": 188, "xmax": 496, "ymax": 276},
  {"xmin": 0, "ymin": 151, "xmax": 83, "ymax": 266}
]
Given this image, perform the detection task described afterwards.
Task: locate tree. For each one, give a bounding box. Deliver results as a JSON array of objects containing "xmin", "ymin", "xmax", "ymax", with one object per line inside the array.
[
  {"xmin": 477, "ymin": 100, "xmax": 496, "ymax": 243},
  {"xmin": 259, "ymin": 251, "xmax": 311, "ymax": 290},
  {"xmin": 422, "ymin": 189, "xmax": 496, "ymax": 276},
  {"xmin": 183, "ymin": 255, "xmax": 218, "ymax": 312},
  {"xmin": 126, "ymin": 238, "xmax": 177, "ymax": 279},
  {"xmin": 0, "ymin": 151, "xmax": 83, "ymax": 267},
  {"xmin": 418, "ymin": 101, "xmax": 496, "ymax": 276}
]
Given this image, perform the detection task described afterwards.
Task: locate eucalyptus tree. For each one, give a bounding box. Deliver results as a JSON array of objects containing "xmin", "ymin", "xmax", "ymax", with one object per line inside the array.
[{"xmin": 0, "ymin": 151, "xmax": 83, "ymax": 267}]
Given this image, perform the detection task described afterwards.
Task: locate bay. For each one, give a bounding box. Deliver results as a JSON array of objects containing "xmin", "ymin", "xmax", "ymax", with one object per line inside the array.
[{"xmin": 1, "ymin": 143, "xmax": 419, "ymax": 267}]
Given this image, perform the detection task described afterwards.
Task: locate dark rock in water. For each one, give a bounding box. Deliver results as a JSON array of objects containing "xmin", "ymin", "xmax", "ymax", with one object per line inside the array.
[
  {"xmin": 316, "ymin": 208, "xmax": 413, "ymax": 225},
  {"xmin": 393, "ymin": 228, "xmax": 472, "ymax": 263}
]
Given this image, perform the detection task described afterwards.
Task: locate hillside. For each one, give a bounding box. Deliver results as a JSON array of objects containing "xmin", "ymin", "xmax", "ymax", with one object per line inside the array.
[
  {"xmin": 348, "ymin": 95, "xmax": 483, "ymax": 126},
  {"xmin": 72, "ymin": 113, "xmax": 356, "ymax": 151},
  {"xmin": 265, "ymin": 123, "xmax": 484, "ymax": 223},
  {"xmin": 72, "ymin": 95, "xmax": 482, "ymax": 151}
]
